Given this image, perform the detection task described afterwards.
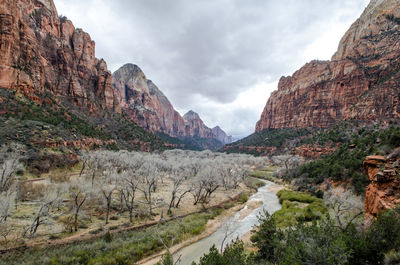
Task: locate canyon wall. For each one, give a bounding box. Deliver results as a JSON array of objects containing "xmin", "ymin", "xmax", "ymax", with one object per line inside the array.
[
  {"xmin": 0, "ymin": 0, "xmax": 120, "ymax": 113},
  {"xmin": 256, "ymin": 0, "xmax": 400, "ymax": 131}
]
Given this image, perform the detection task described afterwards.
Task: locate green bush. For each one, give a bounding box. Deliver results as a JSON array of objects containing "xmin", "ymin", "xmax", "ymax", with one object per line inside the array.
[{"xmin": 239, "ymin": 193, "xmax": 249, "ymax": 204}]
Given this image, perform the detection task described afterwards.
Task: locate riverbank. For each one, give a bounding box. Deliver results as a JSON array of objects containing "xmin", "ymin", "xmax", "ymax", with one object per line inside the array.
[
  {"xmin": 173, "ymin": 180, "xmax": 282, "ymax": 265},
  {"xmin": 137, "ymin": 203, "xmax": 249, "ymax": 265}
]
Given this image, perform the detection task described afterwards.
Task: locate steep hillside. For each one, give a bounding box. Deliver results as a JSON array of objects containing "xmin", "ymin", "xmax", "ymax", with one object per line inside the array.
[{"xmin": 256, "ymin": 0, "xmax": 400, "ymax": 131}]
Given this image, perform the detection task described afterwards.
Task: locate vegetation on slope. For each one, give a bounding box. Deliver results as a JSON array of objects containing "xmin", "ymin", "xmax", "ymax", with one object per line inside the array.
[
  {"xmin": 0, "ymin": 88, "xmax": 167, "ymax": 152},
  {"xmin": 224, "ymin": 122, "xmax": 400, "ymax": 194},
  {"xmin": 156, "ymin": 132, "xmax": 224, "ymax": 151},
  {"xmin": 292, "ymin": 125, "xmax": 400, "ymax": 194}
]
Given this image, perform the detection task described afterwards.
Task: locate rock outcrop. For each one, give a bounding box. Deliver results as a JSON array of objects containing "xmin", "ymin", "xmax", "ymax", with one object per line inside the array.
[
  {"xmin": 183, "ymin": 110, "xmax": 214, "ymax": 139},
  {"xmin": 363, "ymin": 153, "xmax": 400, "ymax": 222},
  {"xmin": 0, "ymin": 0, "xmax": 121, "ymax": 113},
  {"xmin": 112, "ymin": 64, "xmax": 186, "ymax": 137},
  {"xmin": 256, "ymin": 0, "xmax": 400, "ymax": 131},
  {"xmin": 212, "ymin": 126, "xmax": 233, "ymax": 145}
]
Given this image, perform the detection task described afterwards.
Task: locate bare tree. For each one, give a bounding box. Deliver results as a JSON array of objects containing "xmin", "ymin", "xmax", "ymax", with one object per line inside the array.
[
  {"xmin": 95, "ymin": 169, "xmax": 118, "ymax": 225},
  {"xmin": 167, "ymin": 164, "xmax": 189, "ymax": 214},
  {"xmin": 137, "ymin": 158, "xmax": 160, "ymax": 215},
  {"xmin": 0, "ymin": 149, "xmax": 23, "ymax": 193},
  {"xmin": 324, "ymin": 189, "xmax": 364, "ymax": 232},
  {"xmin": 118, "ymin": 170, "xmax": 140, "ymax": 223},
  {"xmin": 66, "ymin": 178, "xmax": 92, "ymax": 231},
  {"xmin": 24, "ymin": 186, "xmax": 62, "ymax": 238},
  {"xmin": 0, "ymin": 189, "xmax": 15, "ymax": 223}
]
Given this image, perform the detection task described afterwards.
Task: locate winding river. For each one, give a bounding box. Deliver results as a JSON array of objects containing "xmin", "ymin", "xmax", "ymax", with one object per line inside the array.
[{"xmin": 174, "ymin": 180, "xmax": 282, "ymax": 265}]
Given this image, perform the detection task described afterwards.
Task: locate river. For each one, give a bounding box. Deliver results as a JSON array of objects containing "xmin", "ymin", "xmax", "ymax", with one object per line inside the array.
[{"xmin": 173, "ymin": 180, "xmax": 282, "ymax": 265}]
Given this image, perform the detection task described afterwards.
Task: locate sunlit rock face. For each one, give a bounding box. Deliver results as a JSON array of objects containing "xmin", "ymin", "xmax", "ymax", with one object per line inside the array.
[
  {"xmin": 256, "ymin": 0, "xmax": 400, "ymax": 131},
  {"xmin": 0, "ymin": 0, "xmax": 121, "ymax": 113}
]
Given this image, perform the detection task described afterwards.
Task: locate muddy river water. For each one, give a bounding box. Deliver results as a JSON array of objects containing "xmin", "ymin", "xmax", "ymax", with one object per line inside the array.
[{"xmin": 174, "ymin": 180, "xmax": 282, "ymax": 265}]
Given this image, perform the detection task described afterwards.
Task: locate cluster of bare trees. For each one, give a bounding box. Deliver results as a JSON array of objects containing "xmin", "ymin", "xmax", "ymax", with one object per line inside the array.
[{"xmin": 0, "ymin": 147, "xmax": 267, "ymax": 240}]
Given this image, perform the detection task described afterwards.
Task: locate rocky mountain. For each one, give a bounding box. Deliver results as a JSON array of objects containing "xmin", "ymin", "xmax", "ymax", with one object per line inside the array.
[
  {"xmin": 0, "ymin": 0, "xmax": 173, "ymax": 153},
  {"xmin": 0, "ymin": 0, "xmax": 231, "ymax": 151},
  {"xmin": 112, "ymin": 64, "xmax": 186, "ymax": 137},
  {"xmin": 112, "ymin": 64, "xmax": 233, "ymax": 146},
  {"xmin": 183, "ymin": 110, "xmax": 214, "ymax": 139},
  {"xmin": 256, "ymin": 0, "xmax": 400, "ymax": 131},
  {"xmin": 212, "ymin": 126, "xmax": 233, "ymax": 145}
]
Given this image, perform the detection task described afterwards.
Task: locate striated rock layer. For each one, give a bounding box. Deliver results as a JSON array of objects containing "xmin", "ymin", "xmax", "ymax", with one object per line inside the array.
[
  {"xmin": 363, "ymin": 153, "xmax": 400, "ymax": 223},
  {"xmin": 256, "ymin": 0, "xmax": 400, "ymax": 131},
  {"xmin": 0, "ymin": 0, "xmax": 120, "ymax": 113}
]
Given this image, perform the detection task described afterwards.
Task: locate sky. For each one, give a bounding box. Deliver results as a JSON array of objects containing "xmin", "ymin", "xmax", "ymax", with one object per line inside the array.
[{"xmin": 53, "ymin": 0, "xmax": 370, "ymax": 139}]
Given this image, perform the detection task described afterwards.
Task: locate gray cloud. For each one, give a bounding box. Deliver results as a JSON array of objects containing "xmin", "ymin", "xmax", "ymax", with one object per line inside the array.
[{"xmin": 54, "ymin": 0, "xmax": 369, "ymax": 138}]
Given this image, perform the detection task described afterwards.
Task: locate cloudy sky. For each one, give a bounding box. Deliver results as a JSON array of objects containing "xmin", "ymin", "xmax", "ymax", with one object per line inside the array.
[{"xmin": 53, "ymin": 0, "xmax": 369, "ymax": 139}]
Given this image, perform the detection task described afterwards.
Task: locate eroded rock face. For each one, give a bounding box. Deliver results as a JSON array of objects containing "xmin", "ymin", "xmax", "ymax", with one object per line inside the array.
[
  {"xmin": 363, "ymin": 154, "xmax": 400, "ymax": 223},
  {"xmin": 183, "ymin": 110, "xmax": 214, "ymax": 139},
  {"xmin": 256, "ymin": 0, "xmax": 400, "ymax": 131},
  {"xmin": 0, "ymin": 0, "xmax": 120, "ymax": 113},
  {"xmin": 112, "ymin": 64, "xmax": 186, "ymax": 137},
  {"xmin": 212, "ymin": 126, "xmax": 233, "ymax": 145}
]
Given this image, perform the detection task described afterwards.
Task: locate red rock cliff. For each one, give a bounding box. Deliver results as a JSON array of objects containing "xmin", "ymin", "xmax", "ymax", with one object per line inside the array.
[
  {"xmin": 183, "ymin": 110, "xmax": 214, "ymax": 139},
  {"xmin": 363, "ymin": 153, "xmax": 400, "ymax": 222},
  {"xmin": 0, "ymin": 0, "xmax": 120, "ymax": 113},
  {"xmin": 112, "ymin": 64, "xmax": 186, "ymax": 137},
  {"xmin": 256, "ymin": 0, "xmax": 400, "ymax": 131}
]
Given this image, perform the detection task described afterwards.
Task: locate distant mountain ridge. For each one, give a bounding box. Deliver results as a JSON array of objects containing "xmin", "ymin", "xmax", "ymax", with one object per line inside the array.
[{"xmin": 113, "ymin": 64, "xmax": 233, "ymax": 145}]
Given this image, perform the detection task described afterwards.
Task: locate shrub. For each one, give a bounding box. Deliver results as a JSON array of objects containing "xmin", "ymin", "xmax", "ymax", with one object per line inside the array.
[
  {"xmin": 103, "ymin": 231, "xmax": 112, "ymax": 243},
  {"xmin": 238, "ymin": 193, "xmax": 249, "ymax": 204},
  {"xmin": 57, "ymin": 215, "xmax": 75, "ymax": 233}
]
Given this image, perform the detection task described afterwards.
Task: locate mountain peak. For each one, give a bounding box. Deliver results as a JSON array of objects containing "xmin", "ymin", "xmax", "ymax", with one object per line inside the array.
[{"xmin": 183, "ymin": 110, "xmax": 200, "ymax": 121}]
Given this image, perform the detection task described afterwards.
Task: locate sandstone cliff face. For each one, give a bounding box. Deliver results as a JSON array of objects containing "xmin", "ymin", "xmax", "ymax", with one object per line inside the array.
[
  {"xmin": 0, "ymin": 0, "xmax": 120, "ymax": 113},
  {"xmin": 363, "ymin": 153, "xmax": 400, "ymax": 222},
  {"xmin": 256, "ymin": 0, "xmax": 400, "ymax": 131},
  {"xmin": 212, "ymin": 126, "xmax": 233, "ymax": 145},
  {"xmin": 112, "ymin": 64, "xmax": 186, "ymax": 137},
  {"xmin": 183, "ymin": 110, "xmax": 214, "ymax": 139}
]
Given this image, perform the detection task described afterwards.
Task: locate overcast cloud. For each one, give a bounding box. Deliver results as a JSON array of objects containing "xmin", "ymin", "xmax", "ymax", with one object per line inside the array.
[{"xmin": 53, "ymin": 0, "xmax": 369, "ymax": 139}]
